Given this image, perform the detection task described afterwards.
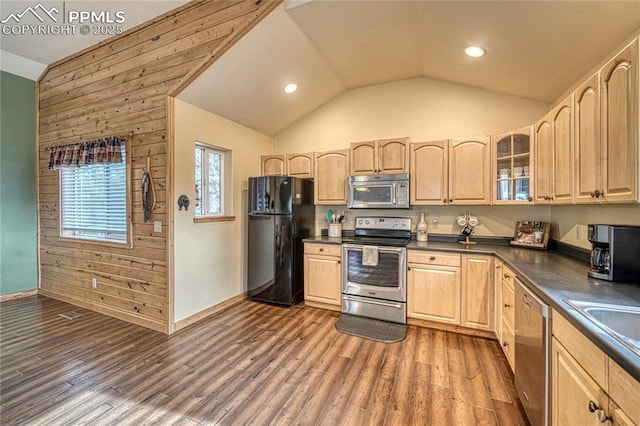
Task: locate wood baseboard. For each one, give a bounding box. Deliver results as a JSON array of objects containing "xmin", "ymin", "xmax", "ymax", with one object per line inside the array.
[
  {"xmin": 173, "ymin": 293, "xmax": 246, "ymax": 332},
  {"xmin": 407, "ymin": 317, "xmax": 496, "ymax": 339},
  {"xmin": 0, "ymin": 289, "xmax": 38, "ymax": 303}
]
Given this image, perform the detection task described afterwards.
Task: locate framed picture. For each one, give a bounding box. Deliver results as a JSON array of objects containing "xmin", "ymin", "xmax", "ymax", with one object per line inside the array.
[{"xmin": 510, "ymin": 221, "xmax": 551, "ymax": 249}]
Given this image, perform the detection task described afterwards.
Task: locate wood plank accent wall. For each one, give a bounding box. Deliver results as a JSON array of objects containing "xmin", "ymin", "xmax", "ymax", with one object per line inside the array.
[{"xmin": 37, "ymin": 0, "xmax": 280, "ymax": 333}]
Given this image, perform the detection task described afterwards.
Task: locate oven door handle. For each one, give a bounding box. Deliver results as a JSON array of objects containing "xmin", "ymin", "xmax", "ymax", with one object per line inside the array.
[
  {"xmin": 344, "ymin": 296, "xmax": 403, "ymax": 309},
  {"xmin": 343, "ymin": 244, "xmax": 404, "ymax": 253}
]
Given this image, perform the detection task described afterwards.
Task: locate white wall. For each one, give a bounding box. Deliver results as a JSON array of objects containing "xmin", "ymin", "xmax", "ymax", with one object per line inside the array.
[
  {"xmin": 551, "ymin": 205, "xmax": 640, "ymax": 250},
  {"xmin": 274, "ymin": 76, "xmax": 550, "ymax": 152},
  {"xmin": 173, "ymin": 99, "xmax": 273, "ymax": 323}
]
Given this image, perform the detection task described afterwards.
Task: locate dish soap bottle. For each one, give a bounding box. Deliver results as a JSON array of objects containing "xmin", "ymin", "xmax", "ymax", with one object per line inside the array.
[{"xmin": 417, "ymin": 213, "xmax": 428, "ymax": 242}]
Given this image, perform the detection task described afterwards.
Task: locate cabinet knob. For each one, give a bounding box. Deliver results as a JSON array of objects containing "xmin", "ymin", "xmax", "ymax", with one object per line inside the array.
[
  {"xmin": 449, "ymin": 199, "xmax": 453, "ymax": 203},
  {"xmin": 430, "ymin": 256, "xmax": 436, "ymax": 261},
  {"xmin": 502, "ymin": 341, "xmax": 508, "ymax": 347},
  {"xmin": 503, "ymin": 274, "xmax": 510, "ymax": 279},
  {"xmin": 588, "ymin": 401, "xmax": 600, "ymax": 413},
  {"xmin": 337, "ymin": 260, "xmax": 340, "ymax": 264},
  {"xmin": 407, "ymin": 266, "xmax": 411, "ymax": 271},
  {"xmin": 319, "ymin": 248, "xmax": 324, "ymax": 252},
  {"xmin": 504, "ymin": 303, "xmax": 511, "ymax": 308},
  {"xmin": 527, "ymin": 196, "xmax": 533, "ymax": 202},
  {"xmin": 443, "ymin": 199, "xmax": 448, "ymax": 204}
]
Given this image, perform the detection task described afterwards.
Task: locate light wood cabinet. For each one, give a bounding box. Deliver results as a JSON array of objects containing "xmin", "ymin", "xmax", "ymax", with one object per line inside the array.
[
  {"xmin": 410, "ymin": 141, "xmax": 448, "ymax": 205},
  {"xmin": 534, "ymin": 95, "xmax": 574, "ymax": 204},
  {"xmin": 286, "ymin": 153, "xmax": 314, "ymax": 178},
  {"xmin": 261, "ymin": 153, "xmax": 314, "ymax": 178},
  {"xmin": 500, "ymin": 264, "xmax": 516, "ymax": 371},
  {"xmin": 408, "ymin": 250, "xmax": 493, "ymax": 333},
  {"xmin": 493, "ymin": 127, "xmax": 534, "ymax": 204},
  {"xmin": 600, "ymin": 38, "xmax": 639, "ymax": 203},
  {"xmin": 314, "ymin": 149, "xmax": 349, "ymax": 205},
  {"xmin": 449, "ymin": 137, "xmax": 492, "ymax": 205},
  {"xmin": 410, "ymin": 137, "xmax": 491, "ymax": 205},
  {"xmin": 407, "ymin": 251, "xmax": 461, "ymax": 325},
  {"xmin": 460, "ymin": 254, "xmax": 494, "ymax": 331},
  {"xmin": 350, "ymin": 137, "xmax": 409, "ymax": 175},
  {"xmin": 575, "ymin": 73, "xmax": 602, "ymax": 203},
  {"xmin": 303, "ymin": 243, "xmax": 341, "ymax": 310},
  {"xmin": 552, "ymin": 312, "xmax": 639, "ymax": 425},
  {"xmin": 261, "ymin": 154, "xmax": 286, "ymax": 176},
  {"xmin": 551, "ymin": 337, "xmax": 608, "ymax": 426}
]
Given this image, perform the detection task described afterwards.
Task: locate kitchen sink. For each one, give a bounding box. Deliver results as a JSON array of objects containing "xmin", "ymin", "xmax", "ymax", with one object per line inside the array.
[{"xmin": 565, "ymin": 300, "xmax": 640, "ymax": 358}]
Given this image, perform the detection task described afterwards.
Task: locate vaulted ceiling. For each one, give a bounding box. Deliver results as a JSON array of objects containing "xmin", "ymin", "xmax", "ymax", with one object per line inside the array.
[{"xmin": 2, "ymin": 1, "xmax": 639, "ymax": 137}]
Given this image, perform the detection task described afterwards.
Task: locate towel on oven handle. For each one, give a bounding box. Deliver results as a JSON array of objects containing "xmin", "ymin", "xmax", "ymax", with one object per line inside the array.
[{"xmin": 362, "ymin": 246, "xmax": 379, "ymax": 266}]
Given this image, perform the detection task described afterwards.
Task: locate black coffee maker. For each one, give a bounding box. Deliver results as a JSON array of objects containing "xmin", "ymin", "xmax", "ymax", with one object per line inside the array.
[{"xmin": 588, "ymin": 224, "xmax": 640, "ymax": 283}]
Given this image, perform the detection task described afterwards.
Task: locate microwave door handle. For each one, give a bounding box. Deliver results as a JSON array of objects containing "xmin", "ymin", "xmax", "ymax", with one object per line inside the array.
[{"xmin": 392, "ymin": 182, "xmax": 397, "ymax": 205}]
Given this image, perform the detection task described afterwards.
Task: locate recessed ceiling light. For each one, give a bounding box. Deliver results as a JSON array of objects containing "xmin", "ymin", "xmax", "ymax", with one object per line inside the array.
[
  {"xmin": 283, "ymin": 83, "xmax": 298, "ymax": 94},
  {"xmin": 465, "ymin": 46, "xmax": 486, "ymax": 58}
]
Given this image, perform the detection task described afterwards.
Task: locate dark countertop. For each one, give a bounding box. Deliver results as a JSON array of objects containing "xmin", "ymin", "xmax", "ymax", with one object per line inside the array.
[{"xmin": 303, "ymin": 236, "xmax": 640, "ymax": 381}]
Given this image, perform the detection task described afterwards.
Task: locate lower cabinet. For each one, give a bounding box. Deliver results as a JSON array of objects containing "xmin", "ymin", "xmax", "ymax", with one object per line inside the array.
[
  {"xmin": 551, "ymin": 312, "xmax": 639, "ymax": 425},
  {"xmin": 407, "ymin": 261, "xmax": 461, "ymax": 325},
  {"xmin": 461, "ymin": 254, "xmax": 494, "ymax": 331},
  {"xmin": 303, "ymin": 243, "xmax": 341, "ymax": 310},
  {"xmin": 407, "ymin": 251, "xmax": 494, "ymax": 333}
]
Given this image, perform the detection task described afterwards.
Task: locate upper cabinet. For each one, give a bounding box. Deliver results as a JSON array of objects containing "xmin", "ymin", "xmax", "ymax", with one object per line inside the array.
[
  {"xmin": 599, "ymin": 38, "xmax": 639, "ymax": 203},
  {"xmin": 575, "ymin": 73, "xmax": 602, "ymax": 203},
  {"xmin": 261, "ymin": 154, "xmax": 285, "ymax": 176},
  {"xmin": 575, "ymin": 38, "xmax": 639, "ymax": 204},
  {"xmin": 534, "ymin": 96, "xmax": 574, "ymax": 204},
  {"xmin": 261, "ymin": 153, "xmax": 314, "ymax": 178},
  {"xmin": 493, "ymin": 126, "xmax": 534, "ymax": 204},
  {"xmin": 449, "ymin": 137, "xmax": 492, "ymax": 205},
  {"xmin": 350, "ymin": 137, "xmax": 409, "ymax": 175},
  {"xmin": 410, "ymin": 140, "xmax": 448, "ymax": 205},
  {"xmin": 314, "ymin": 149, "xmax": 350, "ymax": 205},
  {"xmin": 410, "ymin": 137, "xmax": 491, "ymax": 205}
]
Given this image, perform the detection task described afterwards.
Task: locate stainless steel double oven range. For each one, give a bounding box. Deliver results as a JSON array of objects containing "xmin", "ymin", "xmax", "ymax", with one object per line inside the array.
[{"xmin": 341, "ymin": 217, "xmax": 411, "ymax": 324}]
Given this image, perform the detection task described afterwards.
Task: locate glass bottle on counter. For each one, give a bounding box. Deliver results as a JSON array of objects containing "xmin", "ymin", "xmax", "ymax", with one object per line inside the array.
[{"xmin": 417, "ymin": 213, "xmax": 428, "ymax": 242}]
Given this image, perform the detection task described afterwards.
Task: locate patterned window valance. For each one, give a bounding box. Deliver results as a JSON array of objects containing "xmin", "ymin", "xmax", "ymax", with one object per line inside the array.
[{"xmin": 48, "ymin": 136, "xmax": 125, "ymax": 170}]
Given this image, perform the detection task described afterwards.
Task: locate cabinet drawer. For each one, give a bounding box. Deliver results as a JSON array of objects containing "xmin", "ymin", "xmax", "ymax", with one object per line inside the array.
[
  {"xmin": 304, "ymin": 243, "xmax": 341, "ymax": 257},
  {"xmin": 502, "ymin": 265, "xmax": 516, "ymax": 289},
  {"xmin": 408, "ymin": 250, "xmax": 461, "ymax": 267},
  {"xmin": 501, "ymin": 318, "xmax": 515, "ymax": 372},
  {"xmin": 553, "ymin": 312, "xmax": 607, "ymax": 390},
  {"xmin": 501, "ymin": 280, "xmax": 515, "ymax": 327}
]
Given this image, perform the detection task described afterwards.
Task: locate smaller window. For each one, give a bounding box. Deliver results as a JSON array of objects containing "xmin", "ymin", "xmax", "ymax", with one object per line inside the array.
[{"xmin": 195, "ymin": 144, "xmax": 226, "ymax": 217}]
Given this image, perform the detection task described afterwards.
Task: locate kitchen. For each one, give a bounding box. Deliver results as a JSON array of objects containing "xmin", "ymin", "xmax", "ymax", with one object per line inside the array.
[{"xmin": 1, "ymin": 0, "xmax": 640, "ymax": 424}]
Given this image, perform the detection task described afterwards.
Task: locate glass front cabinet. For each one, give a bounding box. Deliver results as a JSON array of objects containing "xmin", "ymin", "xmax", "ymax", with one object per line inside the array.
[{"xmin": 492, "ymin": 126, "xmax": 534, "ymax": 204}]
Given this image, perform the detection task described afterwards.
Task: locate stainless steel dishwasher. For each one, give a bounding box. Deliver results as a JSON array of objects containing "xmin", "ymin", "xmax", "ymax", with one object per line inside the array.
[{"xmin": 515, "ymin": 278, "xmax": 552, "ymax": 426}]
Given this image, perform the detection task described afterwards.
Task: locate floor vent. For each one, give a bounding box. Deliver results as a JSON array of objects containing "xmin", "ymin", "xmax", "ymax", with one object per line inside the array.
[{"xmin": 59, "ymin": 311, "xmax": 83, "ymax": 320}]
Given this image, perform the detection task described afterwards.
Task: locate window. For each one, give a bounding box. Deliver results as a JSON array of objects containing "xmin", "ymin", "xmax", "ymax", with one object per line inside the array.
[
  {"xmin": 60, "ymin": 144, "xmax": 128, "ymax": 243},
  {"xmin": 195, "ymin": 144, "xmax": 225, "ymax": 217}
]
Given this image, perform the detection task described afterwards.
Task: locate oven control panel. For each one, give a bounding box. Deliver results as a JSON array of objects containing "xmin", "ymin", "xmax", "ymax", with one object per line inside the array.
[{"xmin": 355, "ymin": 217, "xmax": 411, "ymax": 231}]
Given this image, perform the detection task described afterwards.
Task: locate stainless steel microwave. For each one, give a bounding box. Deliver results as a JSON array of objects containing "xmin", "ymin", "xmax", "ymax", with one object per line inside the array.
[{"xmin": 347, "ymin": 173, "xmax": 410, "ymax": 209}]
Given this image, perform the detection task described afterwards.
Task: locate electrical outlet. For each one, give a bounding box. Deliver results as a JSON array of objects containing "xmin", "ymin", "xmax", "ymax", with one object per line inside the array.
[
  {"xmin": 431, "ymin": 219, "xmax": 439, "ymax": 230},
  {"xmin": 92, "ymin": 278, "xmax": 97, "ymax": 288},
  {"xmin": 576, "ymin": 226, "xmax": 582, "ymax": 240},
  {"xmin": 154, "ymin": 221, "xmax": 162, "ymax": 233}
]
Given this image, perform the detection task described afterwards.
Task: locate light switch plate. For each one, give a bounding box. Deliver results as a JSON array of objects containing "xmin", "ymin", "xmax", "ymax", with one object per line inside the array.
[{"xmin": 154, "ymin": 221, "xmax": 162, "ymax": 232}]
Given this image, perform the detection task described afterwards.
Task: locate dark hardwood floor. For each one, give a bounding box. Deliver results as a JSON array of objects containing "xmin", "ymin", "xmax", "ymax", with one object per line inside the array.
[{"xmin": 0, "ymin": 296, "xmax": 528, "ymax": 425}]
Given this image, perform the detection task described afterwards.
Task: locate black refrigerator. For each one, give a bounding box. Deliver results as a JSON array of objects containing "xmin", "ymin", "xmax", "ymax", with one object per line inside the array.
[{"xmin": 247, "ymin": 176, "xmax": 314, "ymax": 306}]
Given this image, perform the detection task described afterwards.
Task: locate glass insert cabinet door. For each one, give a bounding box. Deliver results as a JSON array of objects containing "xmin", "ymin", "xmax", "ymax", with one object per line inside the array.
[{"xmin": 493, "ymin": 127, "xmax": 533, "ymax": 203}]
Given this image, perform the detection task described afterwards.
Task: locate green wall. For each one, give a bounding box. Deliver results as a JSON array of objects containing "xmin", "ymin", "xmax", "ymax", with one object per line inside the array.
[{"xmin": 0, "ymin": 71, "xmax": 37, "ymax": 295}]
